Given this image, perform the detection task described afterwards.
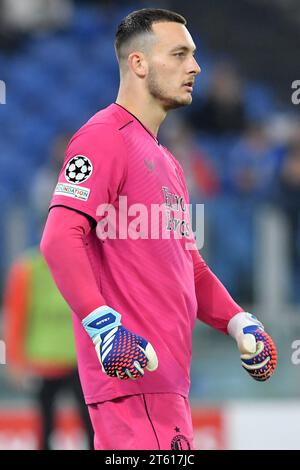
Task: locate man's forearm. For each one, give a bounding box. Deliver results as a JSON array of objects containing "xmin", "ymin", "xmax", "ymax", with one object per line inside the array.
[
  {"xmin": 40, "ymin": 206, "xmax": 106, "ymax": 320},
  {"xmin": 41, "ymin": 206, "xmax": 158, "ymax": 380}
]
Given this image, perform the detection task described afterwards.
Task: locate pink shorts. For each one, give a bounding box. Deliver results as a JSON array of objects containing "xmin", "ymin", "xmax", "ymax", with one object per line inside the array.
[{"xmin": 88, "ymin": 393, "xmax": 195, "ymax": 450}]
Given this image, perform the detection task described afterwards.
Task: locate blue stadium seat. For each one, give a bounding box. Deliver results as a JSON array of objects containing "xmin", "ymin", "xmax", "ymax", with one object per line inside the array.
[
  {"xmin": 245, "ymin": 82, "xmax": 275, "ymax": 120},
  {"xmin": 70, "ymin": 6, "xmax": 102, "ymax": 38}
]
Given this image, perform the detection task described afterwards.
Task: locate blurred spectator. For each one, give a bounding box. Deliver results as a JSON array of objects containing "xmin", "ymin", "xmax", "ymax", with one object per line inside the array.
[
  {"xmin": 188, "ymin": 61, "xmax": 246, "ymax": 135},
  {"xmin": 0, "ymin": 0, "xmax": 73, "ymax": 34},
  {"xmin": 276, "ymin": 142, "xmax": 300, "ymax": 284},
  {"xmin": 265, "ymin": 113, "xmax": 300, "ymax": 147},
  {"xmin": 206, "ymin": 121, "xmax": 279, "ymax": 303},
  {"xmin": 30, "ymin": 132, "xmax": 71, "ymax": 234},
  {"xmin": 3, "ymin": 247, "xmax": 94, "ymax": 450},
  {"xmin": 226, "ymin": 121, "xmax": 279, "ymax": 200},
  {"xmin": 287, "ymin": 118, "xmax": 300, "ymax": 148},
  {"xmin": 162, "ymin": 117, "xmax": 220, "ymax": 201},
  {"xmin": 0, "ymin": 0, "xmax": 22, "ymax": 51}
]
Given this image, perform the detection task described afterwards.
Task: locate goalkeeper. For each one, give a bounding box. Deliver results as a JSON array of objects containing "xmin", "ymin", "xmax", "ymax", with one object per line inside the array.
[{"xmin": 41, "ymin": 8, "xmax": 277, "ymax": 450}]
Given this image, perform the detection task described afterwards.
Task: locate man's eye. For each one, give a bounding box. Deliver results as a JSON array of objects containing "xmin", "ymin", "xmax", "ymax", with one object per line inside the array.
[{"xmin": 174, "ymin": 52, "xmax": 185, "ymax": 57}]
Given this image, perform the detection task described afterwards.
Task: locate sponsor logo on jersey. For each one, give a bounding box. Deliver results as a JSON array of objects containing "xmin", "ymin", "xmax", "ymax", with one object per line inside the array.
[{"xmin": 54, "ymin": 182, "xmax": 90, "ymax": 201}]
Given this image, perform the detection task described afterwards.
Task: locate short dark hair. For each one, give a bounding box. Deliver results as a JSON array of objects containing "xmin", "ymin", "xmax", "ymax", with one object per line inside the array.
[{"xmin": 115, "ymin": 8, "xmax": 187, "ymax": 61}]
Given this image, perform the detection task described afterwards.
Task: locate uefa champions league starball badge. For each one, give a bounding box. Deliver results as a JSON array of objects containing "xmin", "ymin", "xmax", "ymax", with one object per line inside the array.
[{"xmin": 65, "ymin": 155, "xmax": 93, "ymax": 184}]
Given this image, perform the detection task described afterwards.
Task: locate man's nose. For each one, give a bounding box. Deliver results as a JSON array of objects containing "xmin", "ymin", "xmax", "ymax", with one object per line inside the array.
[
  {"xmin": 193, "ymin": 58, "xmax": 201, "ymax": 75},
  {"xmin": 188, "ymin": 56, "xmax": 201, "ymax": 76}
]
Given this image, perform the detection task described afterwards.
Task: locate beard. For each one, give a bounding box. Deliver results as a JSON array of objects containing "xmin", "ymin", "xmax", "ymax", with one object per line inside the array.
[{"xmin": 147, "ymin": 67, "xmax": 192, "ymax": 110}]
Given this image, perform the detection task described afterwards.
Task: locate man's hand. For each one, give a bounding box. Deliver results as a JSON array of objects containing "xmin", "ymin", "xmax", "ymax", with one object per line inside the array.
[
  {"xmin": 228, "ymin": 312, "xmax": 277, "ymax": 382},
  {"xmin": 238, "ymin": 325, "xmax": 277, "ymax": 381},
  {"xmin": 82, "ymin": 306, "xmax": 158, "ymax": 380}
]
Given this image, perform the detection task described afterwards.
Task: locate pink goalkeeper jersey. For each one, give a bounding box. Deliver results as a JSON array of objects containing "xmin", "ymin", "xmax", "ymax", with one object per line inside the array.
[{"xmin": 50, "ymin": 103, "xmax": 199, "ymax": 404}]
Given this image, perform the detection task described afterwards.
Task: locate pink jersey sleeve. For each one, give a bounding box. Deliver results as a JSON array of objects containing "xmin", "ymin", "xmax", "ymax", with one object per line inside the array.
[
  {"xmin": 192, "ymin": 248, "xmax": 243, "ymax": 334},
  {"xmin": 50, "ymin": 123, "xmax": 128, "ymax": 222},
  {"xmin": 40, "ymin": 206, "xmax": 106, "ymax": 320}
]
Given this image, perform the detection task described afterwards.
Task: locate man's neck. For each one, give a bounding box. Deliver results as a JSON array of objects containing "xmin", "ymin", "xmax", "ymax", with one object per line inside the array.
[{"xmin": 116, "ymin": 89, "xmax": 167, "ymax": 137}]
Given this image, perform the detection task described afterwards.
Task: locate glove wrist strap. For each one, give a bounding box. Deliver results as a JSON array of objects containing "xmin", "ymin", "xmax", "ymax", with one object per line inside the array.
[
  {"xmin": 227, "ymin": 312, "xmax": 264, "ymax": 341},
  {"xmin": 82, "ymin": 306, "xmax": 121, "ymax": 340}
]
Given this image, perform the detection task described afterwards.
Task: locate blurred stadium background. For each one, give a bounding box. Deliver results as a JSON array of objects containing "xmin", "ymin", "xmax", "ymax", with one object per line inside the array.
[{"xmin": 0, "ymin": 0, "xmax": 300, "ymax": 449}]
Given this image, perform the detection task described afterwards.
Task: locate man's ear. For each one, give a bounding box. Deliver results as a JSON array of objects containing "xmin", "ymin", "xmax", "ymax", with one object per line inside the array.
[{"xmin": 127, "ymin": 52, "xmax": 148, "ymax": 78}]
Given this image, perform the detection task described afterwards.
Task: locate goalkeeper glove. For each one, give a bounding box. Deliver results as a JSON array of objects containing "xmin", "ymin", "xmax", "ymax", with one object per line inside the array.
[
  {"xmin": 82, "ymin": 305, "xmax": 158, "ymax": 380},
  {"xmin": 228, "ymin": 312, "xmax": 277, "ymax": 382}
]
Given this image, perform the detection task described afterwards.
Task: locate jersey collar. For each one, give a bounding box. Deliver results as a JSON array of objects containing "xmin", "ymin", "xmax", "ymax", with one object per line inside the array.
[{"xmin": 114, "ymin": 102, "xmax": 159, "ymax": 144}]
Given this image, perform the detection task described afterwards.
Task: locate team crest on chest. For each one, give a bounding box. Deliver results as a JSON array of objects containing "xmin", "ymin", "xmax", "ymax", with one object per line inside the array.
[{"xmin": 65, "ymin": 155, "xmax": 93, "ymax": 184}]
